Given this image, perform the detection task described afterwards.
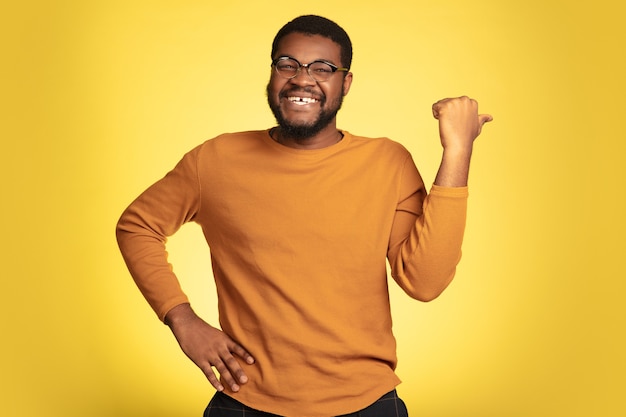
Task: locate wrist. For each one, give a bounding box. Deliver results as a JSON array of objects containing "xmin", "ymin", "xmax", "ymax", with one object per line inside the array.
[
  {"xmin": 164, "ymin": 303, "xmax": 197, "ymax": 328},
  {"xmin": 434, "ymin": 146, "xmax": 472, "ymax": 187},
  {"xmin": 442, "ymin": 143, "xmax": 473, "ymax": 160}
]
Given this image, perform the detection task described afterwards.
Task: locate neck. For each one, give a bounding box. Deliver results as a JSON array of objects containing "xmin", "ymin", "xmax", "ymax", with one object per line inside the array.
[{"xmin": 271, "ymin": 125, "xmax": 343, "ymax": 150}]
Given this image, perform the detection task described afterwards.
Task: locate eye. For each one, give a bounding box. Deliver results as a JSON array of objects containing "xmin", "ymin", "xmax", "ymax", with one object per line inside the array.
[
  {"xmin": 276, "ymin": 59, "xmax": 299, "ymax": 71},
  {"xmin": 310, "ymin": 63, "xmax": 333, "ymax": 73}
]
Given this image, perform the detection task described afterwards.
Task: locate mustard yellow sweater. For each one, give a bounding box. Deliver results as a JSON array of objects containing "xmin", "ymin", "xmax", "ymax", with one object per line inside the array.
[{"xmin": 116, "ymin": 130, "xmax": 468, "ymax": 416}]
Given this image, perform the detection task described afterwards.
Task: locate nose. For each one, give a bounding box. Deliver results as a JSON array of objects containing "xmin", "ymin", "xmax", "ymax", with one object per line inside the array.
[{"xmin": 289, "ymin": 67, "xmax": 317, "ymax": 86}]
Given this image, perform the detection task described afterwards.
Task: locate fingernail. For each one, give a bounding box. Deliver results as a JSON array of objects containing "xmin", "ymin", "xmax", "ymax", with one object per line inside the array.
[{"xmin": 240, "ymin": 375, "xmax": 248, "ymax": 383}]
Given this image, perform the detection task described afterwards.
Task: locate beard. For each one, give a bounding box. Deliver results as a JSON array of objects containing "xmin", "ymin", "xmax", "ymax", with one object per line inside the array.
[{"xmin": 266, "ymin": 83, "xmax": 344, "ymax": 140}]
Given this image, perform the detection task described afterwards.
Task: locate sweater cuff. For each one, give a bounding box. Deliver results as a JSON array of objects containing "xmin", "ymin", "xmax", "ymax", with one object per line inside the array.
[{"xmin": 430, "ymin": 184, "xmax": 469, "ymax": 198}]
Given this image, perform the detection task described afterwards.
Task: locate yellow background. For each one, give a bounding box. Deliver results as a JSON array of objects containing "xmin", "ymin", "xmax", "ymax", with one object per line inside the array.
[{"xmin": 2, "ymin": 0, "xmax": 624, "ymax": 416}]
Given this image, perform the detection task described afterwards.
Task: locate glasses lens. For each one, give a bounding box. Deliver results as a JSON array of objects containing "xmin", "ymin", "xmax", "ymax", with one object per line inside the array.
[
  {"xmin": 308, "ymin": 62, "xmax": 334, "ymax": 81},
  {"xmin": 275, "ymin": 58, "xmax": 299, "ymax": 78}
]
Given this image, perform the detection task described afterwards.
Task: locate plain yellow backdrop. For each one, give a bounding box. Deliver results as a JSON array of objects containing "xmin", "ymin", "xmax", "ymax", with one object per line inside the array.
[{"xmin": 2, "ymin": 0, "xmax": 624, "ymax": 416}]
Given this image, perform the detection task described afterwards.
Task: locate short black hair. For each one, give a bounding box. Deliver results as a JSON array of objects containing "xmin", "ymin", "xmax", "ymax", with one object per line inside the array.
[{"xmin": 271, "ymin": 15, "xmax": 353, "ymax": 69}]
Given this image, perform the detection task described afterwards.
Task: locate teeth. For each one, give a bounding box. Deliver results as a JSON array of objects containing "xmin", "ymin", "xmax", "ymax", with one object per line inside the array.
[{"xmin": 287, "ymin": 96, "xmax": 318, "ymax": 104}]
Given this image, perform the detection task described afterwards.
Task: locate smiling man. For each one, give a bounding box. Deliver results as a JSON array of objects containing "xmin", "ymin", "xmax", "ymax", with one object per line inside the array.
[
  {"xmin": 117, "ymin": 15, "xmax": 492, "ymax": 417},
  {"xmin": 266, "ymin": 28, "xmax": 352, "ymax": 147}
]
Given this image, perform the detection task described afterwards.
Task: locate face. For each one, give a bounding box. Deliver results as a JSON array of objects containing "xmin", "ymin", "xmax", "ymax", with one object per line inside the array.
[{"xmin": 267, "ymin": 32, "xmax": 353, "ymax": 140}]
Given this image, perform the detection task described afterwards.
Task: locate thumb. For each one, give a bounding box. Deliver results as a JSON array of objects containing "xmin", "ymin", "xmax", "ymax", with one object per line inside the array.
[
  {"xmin": 476, "ymin": 113, "xmax": 493, "ymax": 137},
  {"xmin": 479, "ymin": 113, "xmax": 493, "ymax": 126}
]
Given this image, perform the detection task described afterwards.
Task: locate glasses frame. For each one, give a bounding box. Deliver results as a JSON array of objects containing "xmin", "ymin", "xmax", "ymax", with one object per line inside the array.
[{"xmin": 271, "ymin": 56, "xmax": 349, "ymax": 82}]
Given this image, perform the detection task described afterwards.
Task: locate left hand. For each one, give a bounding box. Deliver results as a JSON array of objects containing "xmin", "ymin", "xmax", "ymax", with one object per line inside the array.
[{"xmin": 432, "ymin": 96, "xmax": 493, "ymax": 152}]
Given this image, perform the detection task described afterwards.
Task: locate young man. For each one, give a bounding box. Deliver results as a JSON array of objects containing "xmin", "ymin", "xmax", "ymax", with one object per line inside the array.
[{"xmin": 117, "ymin": 15, "xmax": 492, "ymax": 417}]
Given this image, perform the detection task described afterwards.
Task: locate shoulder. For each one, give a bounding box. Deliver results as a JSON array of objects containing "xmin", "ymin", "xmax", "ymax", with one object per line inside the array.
[
  {"xmin": 343, "ymin": 131, "xmax": 412, "ymax": 161},
  {"xmin": 183, "ymin": 130, "xmax": 269, "ymax": 160},
  {"xmin": 198, "ymin": 130, "xmax": 268, "ymax": 150}
]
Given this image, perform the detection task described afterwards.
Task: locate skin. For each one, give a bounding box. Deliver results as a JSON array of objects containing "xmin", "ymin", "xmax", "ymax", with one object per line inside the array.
[
  {"xmin": 165, "ymin": 303, "xmax": 252, "ymax": 393},
  {"xmin": 266, "ymin": 33, "xmax": 353, "ymax": 149},
  {"xmin": 432, "ymin": 96, "xmax": 493, "ymax": 187},
  {"xmin": 165, "ymin": 31, "xmax": 492, "ymax": 394}
]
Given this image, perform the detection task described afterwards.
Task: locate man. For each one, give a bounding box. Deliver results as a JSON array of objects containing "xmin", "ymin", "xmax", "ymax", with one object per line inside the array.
[{"xmin": 117, "ymin": 15, "xmax": 492, "ymax": 417}]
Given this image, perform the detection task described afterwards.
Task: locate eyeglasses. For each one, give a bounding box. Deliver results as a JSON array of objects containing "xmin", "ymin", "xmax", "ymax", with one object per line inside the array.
[{"xmin": 271, "ymin": 56, "xmax": 349, "ymax": 82}]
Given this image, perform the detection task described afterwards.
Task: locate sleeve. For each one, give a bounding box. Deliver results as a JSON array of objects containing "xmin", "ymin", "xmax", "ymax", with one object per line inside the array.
[
  {"xmin": 115, "ymin": 146, "xmax": 202, "ymax": 321},
  {"xmin": 387, "ymin": 155, "xmax": 469, "ymax": 301}
]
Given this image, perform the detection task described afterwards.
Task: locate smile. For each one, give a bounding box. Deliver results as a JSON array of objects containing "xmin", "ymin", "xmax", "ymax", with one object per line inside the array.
[{"xmin": 287, "ymin": 96, "xmax": 319, "ymax": 105}]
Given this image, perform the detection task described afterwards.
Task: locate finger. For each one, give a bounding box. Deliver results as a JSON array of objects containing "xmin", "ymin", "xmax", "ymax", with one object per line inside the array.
[
  {"xmin": 432, "ymin": 97, "xmax": 455, "ymax": 119},
  {"xmin": 479, "ymin": 113, "xmax": 493, "ymax": 126},
  {"xmin": 476, "ymin": 113, "xmax": 493, "ymax": 136},
  {"xmin": 230, "ymin": 342, "xmax": 255, "ymax": 365},
  {"xmin": 224, "ymin": 354, "xmax": 249, "ymax": 385},
  {"xmin": 214, "ymin": 360, "xmax": 241, "ymax": 392},
  {"xmin": 432, "ymin": 103, "xmax": 441, "ymax": 119},
  {"xmin": 200, "ymin": 363, "xmax": 225, "ymax": 392}
]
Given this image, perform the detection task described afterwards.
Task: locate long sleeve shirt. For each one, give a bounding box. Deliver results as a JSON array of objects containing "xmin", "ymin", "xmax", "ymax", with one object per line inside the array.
[{"xmin": 116, "ymin": 130, "xmax": 468, "ymax": 417}]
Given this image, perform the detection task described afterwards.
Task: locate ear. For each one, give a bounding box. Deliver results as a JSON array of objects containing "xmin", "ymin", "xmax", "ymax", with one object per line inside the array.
[{"xmin": 342, "ymin": 72, "xmax": 353, "ymax": 96}]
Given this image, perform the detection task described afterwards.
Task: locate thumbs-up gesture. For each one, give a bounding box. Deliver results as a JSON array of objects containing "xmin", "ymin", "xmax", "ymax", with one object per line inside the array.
[
  {"xmin": 432, "ymin": 96, "xmax": 492, "ymax": 187},
  {"xmin": 432, "ymin": 96, "xmax": 492, "ymax": 152}
]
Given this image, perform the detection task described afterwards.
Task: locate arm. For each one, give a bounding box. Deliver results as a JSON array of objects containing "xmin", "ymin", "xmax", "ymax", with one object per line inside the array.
[
  {"xmin": 389, "ymin": 96, "xmax": 492, "ymax": 300},
  {"xmin": 116, "ymin": 147, "xmax": 254, "ymax": 393},
  {"xmin": 116, "ymin": 149, "xmax": 200, "ymax": 319}
]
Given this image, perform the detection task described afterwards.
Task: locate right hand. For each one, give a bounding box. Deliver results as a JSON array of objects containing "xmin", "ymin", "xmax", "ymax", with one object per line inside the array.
[{"xmin": 165, "ymin": 304, "xmax": 255, "ymax": 392}]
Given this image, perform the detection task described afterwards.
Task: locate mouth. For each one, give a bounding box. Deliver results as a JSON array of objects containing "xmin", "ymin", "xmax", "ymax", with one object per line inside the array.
[{"xmin": 286, "ymin": 96, "xmax": 319, "ymax": 106}]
